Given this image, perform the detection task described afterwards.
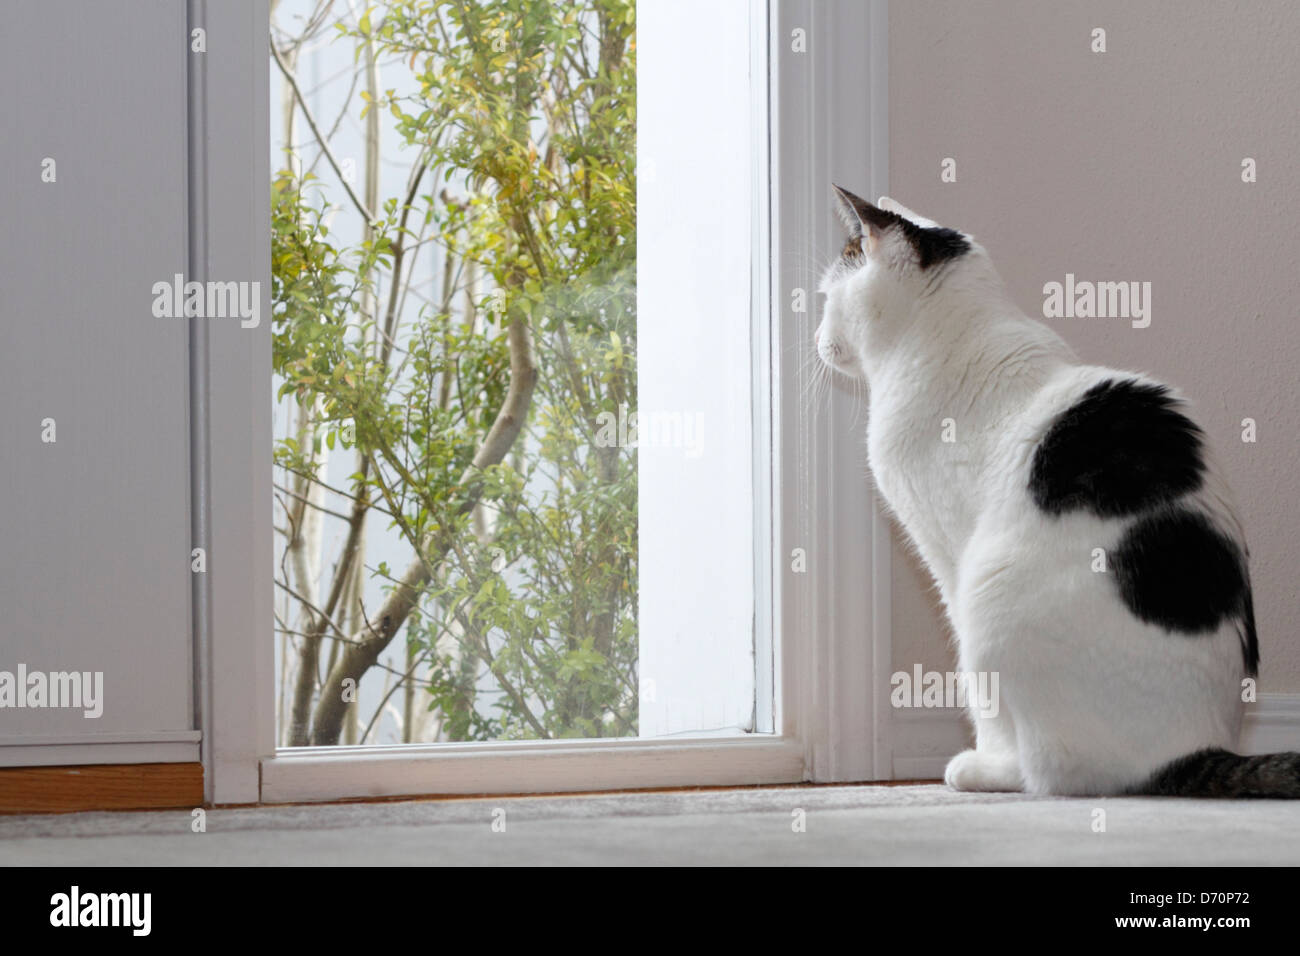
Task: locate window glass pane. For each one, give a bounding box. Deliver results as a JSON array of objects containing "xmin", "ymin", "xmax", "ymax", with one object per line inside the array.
[
  {"xmin": 271, "ymin": 0, "xmax": 639, "ymax": 745},
  {"xmin": 270, "ymin": 0, "xmax": 760, "ymax": 748}
]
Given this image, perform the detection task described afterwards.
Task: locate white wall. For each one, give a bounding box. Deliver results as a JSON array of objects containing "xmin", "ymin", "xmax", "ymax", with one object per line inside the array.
[
  {"xmin": 889, "ymin": 0, "xmax": 1300, "ymax": 691},
  {"xmin": 0, "ymin": 1, "xmax": 198, "ymax": 765}
]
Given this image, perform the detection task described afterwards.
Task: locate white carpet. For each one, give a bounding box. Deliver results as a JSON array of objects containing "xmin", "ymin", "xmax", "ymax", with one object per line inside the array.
[{"xmin": 2, "ymin": 784, "xmax": 1298, "ymax": 865}]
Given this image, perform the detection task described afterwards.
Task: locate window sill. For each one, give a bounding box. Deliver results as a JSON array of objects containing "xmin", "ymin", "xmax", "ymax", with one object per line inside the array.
[{"xmin": 260, "ymin": 735, "xmax": 804, "ymax": 804}]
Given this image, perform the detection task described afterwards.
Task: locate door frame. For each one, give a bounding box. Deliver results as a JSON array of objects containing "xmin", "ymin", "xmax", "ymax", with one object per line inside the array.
[{"xmin": 204, "ymin": 0, "xmax": 894, "ymax": 805}]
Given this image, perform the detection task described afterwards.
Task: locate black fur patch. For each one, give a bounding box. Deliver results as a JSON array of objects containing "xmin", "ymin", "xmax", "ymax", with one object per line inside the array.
[
  {"xmin": 1029, "ymin": 379, "xmax": 1205, "ymax": 518},
  {"xmin": 832, "ymin": 187, "xmax": 970, "ymax": 269},
  {"xmin": 904, "ymin": 224, "xmax": 971, "ymax": 269},
  {"xmin": 1112, "ymin": 507, "xmax": 1257, "ymax": 671},
  {"xmin": 1238, "ymin": 578, "xmax": 1261, "ymax": 676}
]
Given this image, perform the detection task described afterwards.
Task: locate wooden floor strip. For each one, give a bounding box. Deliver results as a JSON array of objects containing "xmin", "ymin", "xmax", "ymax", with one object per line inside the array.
[{"xmin": 0, "ymin": 762, "xmax": 203, "ymax": 814}]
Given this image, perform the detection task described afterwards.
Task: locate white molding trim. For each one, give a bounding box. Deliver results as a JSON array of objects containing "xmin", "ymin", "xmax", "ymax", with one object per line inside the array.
[
  {"xmin": 886, "ymin": 694, "xmax": 1300, "ymax": 781},
  {"xmin": 261, "ymin": 736, "xmax": 803, "ymax": 804},
  {"xmin": 0, "ymin": 730, "xmax": 201, "ymax": 747},
  {"xmin": 203, "ymin": 0, "xmax": 277, "ymax": 804},
  {"xmin": 770, "ymin": 0, "xmax": 891, "ymax": 782},
  {"xmin": 751, "ymin": 0, "xmax": 777, "ymax": 739},
  {"xmin": 866, "ymin": 0, "xmax": 893, "ymax": 781},
  {"xmin": 0, "ymin": 734, "xmax": 201, "ymax": 768},
  {"xmin": 1241, "ymin": 693, "xmax": 1300, "ymax": 754},
  {"xmin": 890, "ymin": 709, "xmax": 968, "ymax": 781}
]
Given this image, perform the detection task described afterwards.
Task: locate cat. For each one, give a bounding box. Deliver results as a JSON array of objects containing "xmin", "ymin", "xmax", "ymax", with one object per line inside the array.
[{"xmin": 817, "ymin": 185, "xmax": 1300, "ymax": 797}]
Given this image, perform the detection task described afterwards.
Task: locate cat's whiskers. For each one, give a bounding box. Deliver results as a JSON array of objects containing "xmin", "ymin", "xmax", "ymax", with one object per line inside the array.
[
  {"xmin": 796, "ymin": 344, "xmax": 830, "ymax": 411},
  {"xmin": 849, "ymin": 373, "xmax": 868, "ymax": 430}
]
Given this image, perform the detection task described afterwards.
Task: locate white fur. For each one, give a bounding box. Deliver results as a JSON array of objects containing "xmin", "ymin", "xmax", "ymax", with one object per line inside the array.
[{"xmin": 817, "ymin": 196, "xmax": 1247, "ymax": 796}]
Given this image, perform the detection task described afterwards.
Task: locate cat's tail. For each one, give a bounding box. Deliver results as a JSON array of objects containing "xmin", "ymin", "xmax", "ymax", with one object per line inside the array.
[{"xmin": 1136, "ymin": 748, "xmax": 1300, "ymax": 798}]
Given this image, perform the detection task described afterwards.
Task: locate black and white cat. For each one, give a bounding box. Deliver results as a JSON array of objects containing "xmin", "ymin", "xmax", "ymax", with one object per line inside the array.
[{"xmin": 817, "ymin": 185, "xmax": 1299, "ymax": 797}]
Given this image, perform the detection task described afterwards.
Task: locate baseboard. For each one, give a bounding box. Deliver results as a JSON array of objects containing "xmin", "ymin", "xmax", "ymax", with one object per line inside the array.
[
  {"xmin": 0, "ymin": 731, "xmax": 201, "ymax": 768},
  {"xmin": 2, "ymin": 696, "xmax": 1293, "ymax": 810},
  {"xmin": 889, "ymin": 693, "xmax": 1300, "ymax": 780},
  {"xmin": 1240, "ymin": 693, "xmax": 1300, "ymax": 754},
  {"xmin": 0, "ymin": 762, "xmax": 204, "ymax": 814},
  {"xmin": 889, "ymin": 708, "xmax": 970, "ymax": 781}
]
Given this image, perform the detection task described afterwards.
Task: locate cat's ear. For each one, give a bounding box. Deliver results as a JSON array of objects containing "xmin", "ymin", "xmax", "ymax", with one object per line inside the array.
[
  {"xmin": 833, "ymin": 184, "xmax": 867, "ymax": 234},
  {"xmin": 878, "ymin": 195, "xmax": 940, "ymax": 230},
  {"xmin": 832, "ymin": 184, "xmax": 899, "ymax": 254}
]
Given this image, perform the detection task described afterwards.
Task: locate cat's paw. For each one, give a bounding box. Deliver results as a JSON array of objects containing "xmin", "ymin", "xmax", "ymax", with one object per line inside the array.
[{"xmin": 944, "ymin": 749, "xmax": 1023, "ymax": 792}]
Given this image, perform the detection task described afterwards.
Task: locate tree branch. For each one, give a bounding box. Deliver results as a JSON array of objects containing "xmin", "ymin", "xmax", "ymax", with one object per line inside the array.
[
  {"xmin": 271, "ymin": 34, "xmax": 377, "ymax": 224},
  {"xmin": 308, "ymin": 312, "xmax": 539, "ymax": 744}
]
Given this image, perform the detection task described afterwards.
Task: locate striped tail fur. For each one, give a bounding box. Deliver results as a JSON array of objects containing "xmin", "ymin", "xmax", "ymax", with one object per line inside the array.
[{"xmin": 1137, "ymin": 748, "xmax": 1300, "ymax": 798}]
